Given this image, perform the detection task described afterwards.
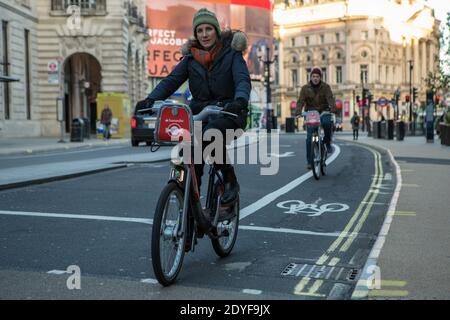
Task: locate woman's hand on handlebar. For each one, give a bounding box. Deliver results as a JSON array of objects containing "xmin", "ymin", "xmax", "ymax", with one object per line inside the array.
[{"xmin": 223, "ymin": 98, "xmax": 247, "ymax": 117}]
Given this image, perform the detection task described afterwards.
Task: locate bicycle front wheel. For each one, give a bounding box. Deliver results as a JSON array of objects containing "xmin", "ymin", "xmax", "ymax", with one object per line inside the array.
[
  {"xmin": 151, "ymin": 182, "xmax": 186, "ymax": 286},
  {"xmin": 311, "ymin": 139, "xmax": 321, "ymax": 180}
]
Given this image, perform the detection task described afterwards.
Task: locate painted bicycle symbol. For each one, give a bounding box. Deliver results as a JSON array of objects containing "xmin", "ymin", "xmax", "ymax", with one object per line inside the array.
[{"xmin": 276, "ymin": 200, "xmax": 349, "ymax": 217}]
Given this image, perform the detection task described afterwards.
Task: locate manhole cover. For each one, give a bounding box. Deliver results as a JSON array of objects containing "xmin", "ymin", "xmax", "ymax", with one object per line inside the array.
[{"xmin": 281, "ymin": 263, "xmax": 360, "ymax": 282}]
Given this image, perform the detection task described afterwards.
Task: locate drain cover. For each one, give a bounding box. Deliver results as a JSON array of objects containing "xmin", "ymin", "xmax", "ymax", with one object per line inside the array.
[{"xmin": 281, "ymin": 263, "xmax": 360, "ymax": 282}]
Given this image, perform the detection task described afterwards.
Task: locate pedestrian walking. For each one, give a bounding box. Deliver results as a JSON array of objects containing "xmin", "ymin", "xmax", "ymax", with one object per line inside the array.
[
  {"xmin": 351, "ymin": 111, "xmax": 360, "ymax": 140},
  {"xmin": 100, "ymin": 105, "xmax": 113, "ymax": 140}
]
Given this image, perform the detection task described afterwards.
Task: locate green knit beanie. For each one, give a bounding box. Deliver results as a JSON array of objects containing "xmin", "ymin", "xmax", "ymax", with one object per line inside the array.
[{"xmin": 192, "ymin": 8, "xmax": 221, "ymax": 38}]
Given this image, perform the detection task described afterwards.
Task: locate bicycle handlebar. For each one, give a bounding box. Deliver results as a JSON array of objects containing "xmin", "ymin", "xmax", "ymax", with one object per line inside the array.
[{"xmin": 136, "ymin": 107, "xmax": 155, "ymax": 114}]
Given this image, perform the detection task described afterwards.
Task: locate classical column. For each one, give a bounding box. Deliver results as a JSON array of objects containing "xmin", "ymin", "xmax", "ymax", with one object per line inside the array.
[
  {"xmin": 413, "ymin": 38, "xmax": 419, "ymax": 86},
  {"xmin": 421, "ymin": 39, "xmax": 427, "ymax": 85}
]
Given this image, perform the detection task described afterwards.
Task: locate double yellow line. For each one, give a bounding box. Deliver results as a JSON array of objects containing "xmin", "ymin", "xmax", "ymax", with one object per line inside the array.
[{"xmin": 294, "ymin": 146, "xmax": 384, "ymax": 297}]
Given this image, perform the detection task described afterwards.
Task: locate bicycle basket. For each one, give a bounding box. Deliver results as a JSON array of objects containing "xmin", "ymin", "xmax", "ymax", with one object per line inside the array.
[
  {"xmin": 304, "ymin": 111, "xmax": 320, "ymax": 126},
  {"xmin": 155, "ymin": 103, "xmax": 193, "ymax": 143}
]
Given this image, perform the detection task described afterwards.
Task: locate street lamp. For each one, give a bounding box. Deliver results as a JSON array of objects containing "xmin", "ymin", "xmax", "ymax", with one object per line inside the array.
[
  {"xmin": 408, "ymin": 60, "xmax": 413, "ymax": 123},
  {"xmin": 258, "ymin": 45, "xmax": 276, "ymax": 132}
]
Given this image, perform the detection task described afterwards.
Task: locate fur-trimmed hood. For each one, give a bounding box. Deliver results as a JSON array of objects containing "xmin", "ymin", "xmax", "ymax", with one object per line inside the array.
[{"xmin": 181, "ymin": 29, "xmax": 248, "ymax": 56}]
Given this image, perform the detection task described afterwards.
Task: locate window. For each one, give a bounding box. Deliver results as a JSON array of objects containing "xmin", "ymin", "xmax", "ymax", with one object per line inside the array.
[
  {"xmin": 336, "ymin": 66, "xmax": 343, "ymax": 84},
  {"xmin": 291, "ymin": 38, "xmax": 295, "ymax": 47},
  {"xmin": 337, "ymin": 52, "xmax": 341, "ymax": 59},
  {"xmin": 361, "ymin": 50, "xmax": 368, "ymax": 58},
  {"xmin": 322, "ymin": 53, "xmax": 326, "ymax": 61},
  {"xmin": 292, "ymin": 55, "xmax": 297, "ymax": 63},
  {"xmin": 51, "ymin": 0, "xmax": 106, "ymax": 12},
  {"xmin": 291, "ymin": 69, "xmax": 298, "ymax": 87},
  {"xmin": 360, "ymin": 65, "xmax": 368, "ymax": 84},
  {"xmin": 320, "ymin": 34, "xmax": 325, "ymax": 44},
  {"xmin": 335, "ymin": 33, "xmax": 340, "ymax": 42},
  {"xmin": 25, "ymin": 29, "xmax": 31, "ymax": 120},
  {"xmin": 305, "ymin": 36, "xmax": 310, "ymax": 46},
  {"xmin": 306, "ymin": 54, "xmax": 311, "ymax": 62},
  {"xmin": 2, "ymin": 21, "xmax": 10, "ymax": 120},
  {"xmin": 322, "ymin": 68, "xmax": 327, "ymax": 82},
  {"xmin": 362, "ymin": 31, "xmax": 369, "ymax": 40},
  {"xmin": 306, "ymin": 68, "xmax": 312, "ymax": 82}
]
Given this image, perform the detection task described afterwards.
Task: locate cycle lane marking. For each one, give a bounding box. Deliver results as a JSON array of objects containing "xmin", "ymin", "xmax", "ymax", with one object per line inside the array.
[
  {"xmin": 294, "ymin": 145, "xmax": 384, "ymax": 296},
  {"xmin": 239, "ymin": 144, "xmax": 341, "ymax": 220}
]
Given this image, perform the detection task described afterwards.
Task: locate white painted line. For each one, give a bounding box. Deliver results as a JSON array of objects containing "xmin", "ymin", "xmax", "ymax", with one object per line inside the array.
[
  {"xmin": 335, "ymin": 267, "xmax": 344, "ymax": 281},
  {"xmin": 0, "ymin": 210, "xmax": 153, "ymax": 225},
  {"xmin": 351, "ymin": 148, "xmax": 402, "ymax": 300},
  {"xmin": 47, "ymin": 270, "xmax": 67, "ymax": 275},
  {"xmin": 295, "ymin": 264, "xmax": 308, "ymax": 277},
  {"xmin": 240, "ymin": 144, "xmax": 341, "ymax": 220},
  {"xmin": 325, "ymin": 266, "xmax": 336, "ymax": 280},
  {"xmin": 242, "ymin": 289, "xmax": 262, "ymax": 295},
  {"xmin": 239, "ymin": 225, "xmax": 343, "ymax": 238},
  {"xmin": 141, "ymin": 278, "xmax": 159, "ymax": 285},
  {"xmin": 0, "ymin": 209, "xmax": 362, "ymax": 239},
  {"xmin": 305, "ymin": 265, "xmax": 316, "ymax": 278}
]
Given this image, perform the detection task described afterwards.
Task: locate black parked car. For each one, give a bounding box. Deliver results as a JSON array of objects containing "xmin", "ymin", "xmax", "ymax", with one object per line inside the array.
[{"xmin": 131, "ymin": 101, "xmax": 162, "ymax": 147}]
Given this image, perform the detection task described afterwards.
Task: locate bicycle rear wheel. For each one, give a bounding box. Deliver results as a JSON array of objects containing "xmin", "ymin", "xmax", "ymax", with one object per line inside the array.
[
  {"xmin": 311, "ymin": 138, "xmax": 321, "ymax": 180},
  {"xmin": 211, "ymin": 183, "xmax": 240, "ymax": 257},
  {"xmin": 151, "ymin": 182, "xmax": 186, "ymax": 286}
]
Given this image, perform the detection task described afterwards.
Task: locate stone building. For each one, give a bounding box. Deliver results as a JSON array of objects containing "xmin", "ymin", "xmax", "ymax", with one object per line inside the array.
[
  {"xmin": 0, "ymin": 0, "xmax": 39, "ymax": 137},
  {"xmin": 273, "ymin": 0, "xmax": 441, "ymax": 128},
  {"xmin": 0, "ymin": 0, "xmax": 148, "ymax": 138}
]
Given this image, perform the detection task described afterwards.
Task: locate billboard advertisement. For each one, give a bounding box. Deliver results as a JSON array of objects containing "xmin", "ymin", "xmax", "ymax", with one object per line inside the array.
[{"xmin": 147, "ymin": 0, "xmax": 273, "ymax": 79}]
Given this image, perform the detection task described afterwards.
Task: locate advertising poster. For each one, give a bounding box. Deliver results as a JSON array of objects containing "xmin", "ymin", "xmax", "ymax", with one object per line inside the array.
[{"xmin": 147, "ymin": 0, "xmax": 272, "ymax": 79}]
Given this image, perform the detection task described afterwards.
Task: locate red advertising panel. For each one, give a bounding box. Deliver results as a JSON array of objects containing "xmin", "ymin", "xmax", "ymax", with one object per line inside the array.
[{"xmin": 147, "ymin": 0, "xmax": 272, "ymax": 78}]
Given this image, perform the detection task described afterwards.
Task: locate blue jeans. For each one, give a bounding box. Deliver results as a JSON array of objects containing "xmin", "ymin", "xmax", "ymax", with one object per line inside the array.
[{"xmin": 306, "ymin": 113, "xmax": 333, "ymax": 163}]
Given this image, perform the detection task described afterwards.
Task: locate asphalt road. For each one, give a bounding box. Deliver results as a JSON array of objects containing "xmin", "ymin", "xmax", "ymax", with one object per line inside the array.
[{"xmin": 0, "ymin": 135, "xmax": 396, "ymax": 300}]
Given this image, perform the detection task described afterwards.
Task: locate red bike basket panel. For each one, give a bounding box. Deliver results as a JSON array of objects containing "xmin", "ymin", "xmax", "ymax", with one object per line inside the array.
[
  {"xmin": 305, "ymin": 111, "xmax": 320, "ymax": 126},
  {"xmin": 155, "ymin": 104, "xmax": 192, "ymax": 143}
]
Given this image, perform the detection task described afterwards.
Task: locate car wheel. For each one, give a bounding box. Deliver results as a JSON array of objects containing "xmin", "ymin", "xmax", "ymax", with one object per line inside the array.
[{"xmin": 132, "ymin": 140, "xmax": 139, "ymax": 147}]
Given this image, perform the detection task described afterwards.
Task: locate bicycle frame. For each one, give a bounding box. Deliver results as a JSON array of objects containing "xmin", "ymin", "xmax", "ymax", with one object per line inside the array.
[{"xmin": 169, "ymin": 144, "xmax": 227, "ymax": 252}]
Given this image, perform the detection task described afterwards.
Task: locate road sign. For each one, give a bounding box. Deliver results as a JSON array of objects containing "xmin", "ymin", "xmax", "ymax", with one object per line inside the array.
[
  {"xmin": 47, "ymin": 60, "xmax": 58, "ymax": 73},
  {"xmin": 377, "ymin": 97, "xmax": 388, "ymax": 107}
]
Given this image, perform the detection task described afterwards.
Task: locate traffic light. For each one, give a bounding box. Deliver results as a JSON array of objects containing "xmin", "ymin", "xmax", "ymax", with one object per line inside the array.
[
  {"xmin": 405, "ymin": 95, "xmax": 410, "ymax": 103},
  {"xmin": 435, "ymin": 95, "xmax": 440, "ymax": 106},
  {"xmin": 362, "ymin": 88, "xmax": 370, "ymax": 106},
  {"xmin": 413, "ymin": 87, "xmax": 418, "ymax": 102}
]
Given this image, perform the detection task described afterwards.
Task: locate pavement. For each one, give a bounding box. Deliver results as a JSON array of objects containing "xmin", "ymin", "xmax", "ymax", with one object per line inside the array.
[
  {"xmin": 1, "ymin": 131, "xmax": 449, "ymax": 300},
  {"xmin": 335, "ymin": 132, "xmax": 450, "ymax": 300}
]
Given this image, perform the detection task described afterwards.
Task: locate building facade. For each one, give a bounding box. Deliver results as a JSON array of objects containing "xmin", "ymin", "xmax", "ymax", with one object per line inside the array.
[
  {"xmin": 0, "ymin": 0, "xmax": 148, "ymax": 138},
  {"xmin": 0, "ymin": 0, "xmax": 39, "ymax": 137},
  {"xmin": 273, "ymin": 0, "xmax": 440, "ymax": 128}
]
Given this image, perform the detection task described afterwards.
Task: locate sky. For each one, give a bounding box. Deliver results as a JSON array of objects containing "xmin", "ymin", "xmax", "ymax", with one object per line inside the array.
[{"xmin": 425, "ymin": 0, "xmax": 449, "ymax": 23}]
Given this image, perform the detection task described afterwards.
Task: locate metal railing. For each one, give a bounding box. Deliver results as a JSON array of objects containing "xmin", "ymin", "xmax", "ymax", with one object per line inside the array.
[{"xmin": 51, "ymin": 0, "xmax": 106, "ymax": 13}]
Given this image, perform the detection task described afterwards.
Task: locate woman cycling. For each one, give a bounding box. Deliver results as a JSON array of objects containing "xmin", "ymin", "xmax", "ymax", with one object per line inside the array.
[{"xmin": 136, "ymin": 8, "xmax": 251, "ymax": 207}]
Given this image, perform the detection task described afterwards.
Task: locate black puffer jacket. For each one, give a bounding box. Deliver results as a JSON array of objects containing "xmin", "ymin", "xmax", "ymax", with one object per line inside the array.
[{"xmin": 147, "ymin": 30, "xmax": 251, "ymax": 120}]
